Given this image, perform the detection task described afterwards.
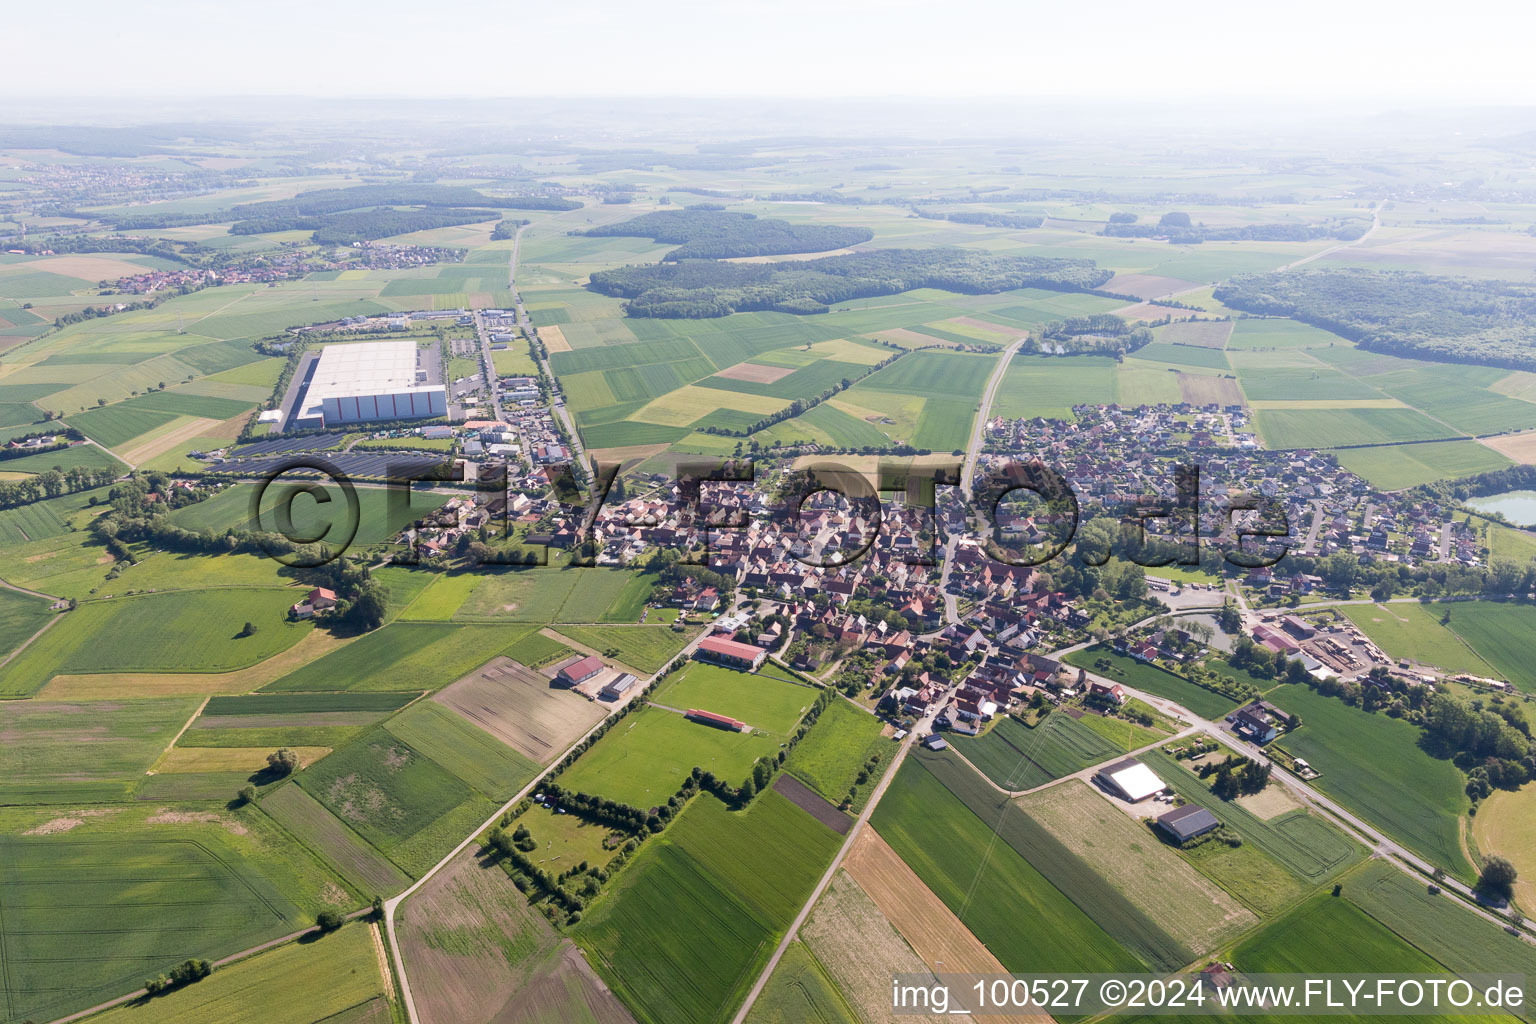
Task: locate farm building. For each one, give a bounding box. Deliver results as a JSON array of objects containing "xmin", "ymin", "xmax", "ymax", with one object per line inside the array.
[
  {"xmin": 1156, "ymin": 804, "xmax": 1221, "ymax": 842},
  {"xmin": 1230, "ymin": 700, "xmax": 1290, "ymax": 743},
  {"xmin": 294, "ymin": 340, "xmax": 446, "ymax": 428},
  {"xmin": 686, "ymin": 708, "xmax": 746, "ymax": 732},
  {"xmin": 601, "ymin": 673, "xmax": 638, "ymax": 700},
  {"xmin": 558, "ymin": 654, "xmax": 605, "ymax": 686},
  {"xmin": 1096, "ymin": 758, "xmax": 1167, "ymax": 802},
  {"xmin": 695, "ymin": 634, "xmax": 767, "ymax": 671},
  {"xmin": 289, "ymin": 586, "xmax": 337, "ymax": 619}
]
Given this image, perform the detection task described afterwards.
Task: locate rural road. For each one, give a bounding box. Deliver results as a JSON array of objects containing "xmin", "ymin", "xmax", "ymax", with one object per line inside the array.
[
  {"xmin": 508, "ymin": 225, "xmax": 587, "ymax": 470},
  {"xmin": 471, "ymin": 309, "xmax": 505, "ymax": 422},
  {"xmin": 961, "ymin": 336, "xmax": 1025, "ymax": 499}
]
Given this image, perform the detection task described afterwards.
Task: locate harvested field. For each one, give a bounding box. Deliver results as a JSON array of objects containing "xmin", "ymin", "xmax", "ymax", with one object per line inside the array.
[
  {"xmin": 117, "ymin": 415, "xmax": 220, "ymax": 465},
  {"xmin": 540, "ymin": 325, "xmax": 572, "ymax": 352},
  {"xmin": 1479, "ymin": 430, "xmax": 1536, "ymax": 465},
  {"xmin": 398, "ymin": 848, "xmax": 633, "ymax": 1024},
  {"xmin": 843, "ymin": 827, "xmax": 1049, "ymax": 1024},
  {"xmin": 1176, "ymin": 372, "xmax": 1245, "ymax": 406},
  {"xmin": 432, "ymin": 656, "xmax": 605, "ymax": 764},
  {"xmin": 21, "ymin": 254, "xmax": 150, "ymax": 279},
  {"xmin": 1161, "ymin": 320, "xmax": 1233, "ymax": 348},
  {"xmin": 1019, "ymin": 780, "xmax": 1256, "ymax": 955},
  {"xmin": 772, "ymin": 773, "xmax": 852, "ymax": 834},
  {"xmin": 801, "ymin": 870, "xmax": 949, "ymax": 1024},
  {"xmin": 1104, "ymin": 273, "xmax": 1194, "ymax": 300},
  {"xmin": 1237, "ymin": 784, "xmax": 1303, "ymax": 820},
  {"xmin": 712, "ymin": 361, "xmax": 795, "ymax": 384}
]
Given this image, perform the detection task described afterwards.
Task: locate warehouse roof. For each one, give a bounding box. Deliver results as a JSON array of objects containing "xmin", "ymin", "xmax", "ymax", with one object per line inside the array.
[
  {"xmin": 1156, "ymin": 804, "xmax": 1220, "ymax": 841},
  {"xmin": 1097, "ymin": 758, "xmax": 1166, "ymax": 802}
]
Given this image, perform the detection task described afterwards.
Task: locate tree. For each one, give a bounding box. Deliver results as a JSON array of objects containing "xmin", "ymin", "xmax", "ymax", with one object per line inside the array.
[
  {"xmin": 236, "ymin": 621, "xmax": 258, "ymax": 638},
  {"xmin": 237, "ymin": 785, "xmax": 256, "ymax": 805},
  {"xmin": 316, "ymin": 909, "xmax": 344, "ymax": 932},
  {"xmin": 1480, "ymin": 856, "xmax": 1518, "ymax": 900},
  {"xmin": 267, "ymin": 748, "xmax": 299, "ymax": 777},
  {"xmin": 371, "ymin": 895, "xmax": 385, "ymax": 921}
]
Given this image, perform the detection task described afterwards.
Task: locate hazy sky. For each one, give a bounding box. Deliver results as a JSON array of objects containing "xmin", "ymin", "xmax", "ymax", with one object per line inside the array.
[{"xmin": 7, "ymin": 0, "xmax": 1535, "ymax": 103}]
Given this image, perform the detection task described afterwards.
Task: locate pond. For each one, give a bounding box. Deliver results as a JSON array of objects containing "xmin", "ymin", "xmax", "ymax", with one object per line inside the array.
[{"xmin": 1465, "ymin": 490, "xmax": 1536, "ymax": 528}]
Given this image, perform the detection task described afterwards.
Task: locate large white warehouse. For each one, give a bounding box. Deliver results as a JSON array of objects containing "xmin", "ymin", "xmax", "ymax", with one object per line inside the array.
[{"xmin": 295, "ymin": 341, "xmax": 446, "ymax": 428}]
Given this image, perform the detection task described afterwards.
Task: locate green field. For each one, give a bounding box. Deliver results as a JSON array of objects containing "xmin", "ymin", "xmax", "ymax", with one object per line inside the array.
[
  {"xmin": 1254, "ymin": 407, "xmax": 1453, "ymax": 449},
  {"xmin": 0, "ymin": 585, "xmax": 52, "ymax": 661},
  {"xmin": 1235, "ymin": 889, "xmax": 1447, "ymax": 976},
  {"xmin": 558, "ymin": 705, "xmax": 782, "ymax": 809},
  {"xmin": 0, "ymin": 806, "xmax": 348, "ymax": 1024},
  {"xmin": 2, "ymin": 589, "xmax": 310, "ymax": 695},
  {"xmin": 995, "ymin": 353, "xmax": 1118, "ymax": 417},
  {"xmin": 1228, "ymin": 319, "xmax": 1350, "ymax": 350},
  {"xmin": 1064, "ymin": 646, "xmax": 1239, "ymax": 719},
  {"xmin": 871, "ymin": 754, "xmax": 1144, "ymax": 974},
  {"xmin": 1179, "ymin": 829, "xmax": 1308, "ymax": 918},
  {"xmin": 1341, "ymin": 602, "xmax": 1498, "ymax": 677},
  {"xmin": 382, "ymin": 699, "xmax": 540, "ymax": 801},
  {"xmin": 262, "ymin": 622, "xmax": 538, "ymax": 693},
  {"xmin": 575, "ymin": 790, "xmax": 843, "ymax": 1024},
  {"xmin": 916, "ymin": 748, "xmax": 1194, "ymax": 972},
  {"xmin": 0, "ymin": 484, "xmax": 111, "ymax": 545},
  {"xmin": 1128, "ymin": 342, "xmax": 1229, "ymax": 370},
  {"xmin": 1141, "ymin": 750, "xmax": 1364, "ymax": 884},
  {"xmin": 1334, "ymin": 440, "xmax": 1513, "ymax": 489},
  {"xmin": 785, "ymin": 699, "xmax": 893, "ymax": 810},
  {"xmin": 64, "ymin": 403, "xmax": 179, "ymax": 447},
  {"xmin": 552, "ymin": 623, "xmax": 698, "ymax": 672},
  {"xmin": 170, "ymin": 482, "xmax": 451, "ymax": 547},
  {"xmin": 1269, "ymin": 683, "xmax": 1472, "ymax": 878},
  {"xmin": 744, "ymin": 943, "xmax": 859, "ymax": 1024},
  {"xmin": 0, "ymin": 697, "xmax": 199, "ymax": 804},
  {"xmin": 1427, "ymin": 599, "xmax": 1536, "ymax": 692},
  {"xmin": 87, "ymin": 922, "xmax": 387, "ymax": 1024},
  {"xmin": 297, "ymin": 726, "xmax": 473, "ymax": 852},
  {"xmin": 649, "ymin": 662, "xmax": 813, "ymax": 735},
  {"xmin": 203, "ymin": 692, "xmax": 419, "ymax": 716},
  {"xmin": 951, "ymin": 712, "xmax": 1121, "ymax": 790},
  {"xmin": 259, "ymin": 782, "xmax": 413, "ymax": 896}
]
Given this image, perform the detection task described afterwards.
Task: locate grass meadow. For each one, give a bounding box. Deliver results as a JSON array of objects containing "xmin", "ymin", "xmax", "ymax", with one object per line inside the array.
[{"xmin": 785, "ymin": 699, "xmax": 893, "ymax": 811}]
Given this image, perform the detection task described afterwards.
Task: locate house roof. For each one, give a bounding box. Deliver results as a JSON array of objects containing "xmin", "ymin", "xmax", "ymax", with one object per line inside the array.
[{"xmin": 561, "ymin": 654, "xmax": 604, "ymax": 678}]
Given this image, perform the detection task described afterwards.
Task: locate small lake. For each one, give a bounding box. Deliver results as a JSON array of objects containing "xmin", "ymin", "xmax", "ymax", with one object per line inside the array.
[{"xmin": 1465, "ymin": 490, "xmax": 1536, "ymax": 527}]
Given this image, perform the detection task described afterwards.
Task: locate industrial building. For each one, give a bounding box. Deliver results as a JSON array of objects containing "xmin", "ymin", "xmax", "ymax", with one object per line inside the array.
[
  {"xmin": 558, "ymin": 654, "xmax": 605, "ymax": 687},
  {"xmin": 293, "ymin": 341, "xmax": 446, "ymax": 429}
]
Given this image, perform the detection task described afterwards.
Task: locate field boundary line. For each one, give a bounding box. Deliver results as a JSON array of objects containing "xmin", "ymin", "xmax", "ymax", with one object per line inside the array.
[
  {"xmin": 147, "ymin": 695, "xmax": 211, "ymax": 774},
  {"xmin": 0, "ymin": 609, "xmax": 63, "ymax": 673}
]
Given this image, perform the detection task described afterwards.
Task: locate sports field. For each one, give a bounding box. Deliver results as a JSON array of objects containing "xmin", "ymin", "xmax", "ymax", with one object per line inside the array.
[
  {"xmin": 648, "ymin": 662, "xmax": 813, "ymax": 735},
  {"xmin": 574, "ymin": 790, "xmax": 842, "ymax": 1024},
  {"xmin": 558, "ymin": 705, "xmax": 782, "ymax": 809}
]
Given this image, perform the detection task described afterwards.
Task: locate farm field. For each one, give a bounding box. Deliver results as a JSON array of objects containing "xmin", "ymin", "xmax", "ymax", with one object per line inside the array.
[
  {"xmin": 0, "ymin": 585, "xmax": 51, "ymax": 660},
  {"xmin": 869, "ymin": 754, "xmax": 1144, "ymax": 973},
  {"xmin": 1474, "ymin": 784, "xmax": 1536, "ymax": 910},
  {"xmin": 1141, "ymin": 749, "xmax": 1364, "ymax": 884},
  {"xmin": 0, "ymin": 804, "xmax": 349, "ymax": 1024},
  {"xmin": 297, "ymin": 727, "xmax": 474, "ymax": 853},
  {"xmin": 1018, "ymin": 780, "xmax": 1256, "ymax": 955},
  {"xmin": 992, "ymin": 355, "xmax": 1116, "ymax": 419},
  {"xmin": 551, "ymin": 623, "xmax": 699, "ymax": 672},
  {"xmin": 649, "ymin": 662, "xmax": 813, "ymax": 735},
  {"xmin": 784, "ymin": 699, "xmax": 893, "ymax": 811},
  {"xmin": 86, "ymin": 923, "xmax": 389, "ymax": 1024},
  {"xmin": 169, "ymin": 481, "xmax": 451, "ymax": 546},
  {"xmin": 1227, "ymin": 318, "xmax": 1349, "ymax": 350},
  {"xmin": 1334, "ymin": 440, "xmax": 1513, "ymax": 490},
  {"xmin": 951, "ymin": 711, "xmax": 1121, "ymax": 791},
  {"xmin": 261, "ymin": 622, "xmax": 540, "ymax": 693},
  {"xmin": 0, "ymin": 482, "xmax": 112, "ymax": 545},
  {"xmin": 799, "ymin": 870, "xmax": 951, "ymax": 1024},
  {"xmin": 1179, "ymin": 829, "xmax": 1308, "ymax": 918},
  {"xmin": 1268, "ymin": 683, "xmax": 1472, "ymax": 878},
  {"xmin": 916, "ymin": 747, "xmax": 1194, "ymax": 973},
  {"xmin": 557, "ymin": 705, "xmax": 781, "ymax": 809},
  {"xmin": 430, "ymin": 654, "xmax": 605, "ymax": 764},
  {"xmin": 0, "ymin": 697, "xmax": 199, "ymax": 804},
  {"xmin": 1428, "ymin": 599, "xmax": 1536, "ymax": 692},
  {"xmin": 398, "ymin": 846, "xmax": 632, "ymax": 1024},
  {"xmin": 1254, "ymin": 406, "xmax": 1453, "ymax": 449},
  {"xmin": 383, "ymin": 699, "xmax": 541, "ymax": 801},
  {"xmin": 742, "ymin": 943, "xmax": 858, "ymax": 1024},
  {"xmin": 1064, "ymin": 646, "xmax": 1239, "ymax": 719},
  {"xmin": 574, "ymin": 790, "xmax": 842, "ymax": 1024},
  {"xmin": 2, "ymin": 589, "xmax": 310, "ymax": 696},
  {"xmin": 260, "ymin": 782, "xmax": 413, "ymax": 896},
  {"xmin": 153, "ymin": 745, "xmax": 330, "ymax": 774}
]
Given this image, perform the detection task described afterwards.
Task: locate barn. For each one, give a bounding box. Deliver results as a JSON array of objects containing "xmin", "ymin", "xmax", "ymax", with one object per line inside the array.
[
  {"xmin": 1156, "ymin": 804, "xmax": 1221, "ymax": 842},
  {"xmin": 1095, "ymin": 758, "xmax": 1167, "ymax": 802},
  {"xmin": 695, "ymin": 634, "xmax": 767, "ymax": 671},
  {"xmin": 558, "ymin": 654, "xmax": 604, "ymax": 686}
]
